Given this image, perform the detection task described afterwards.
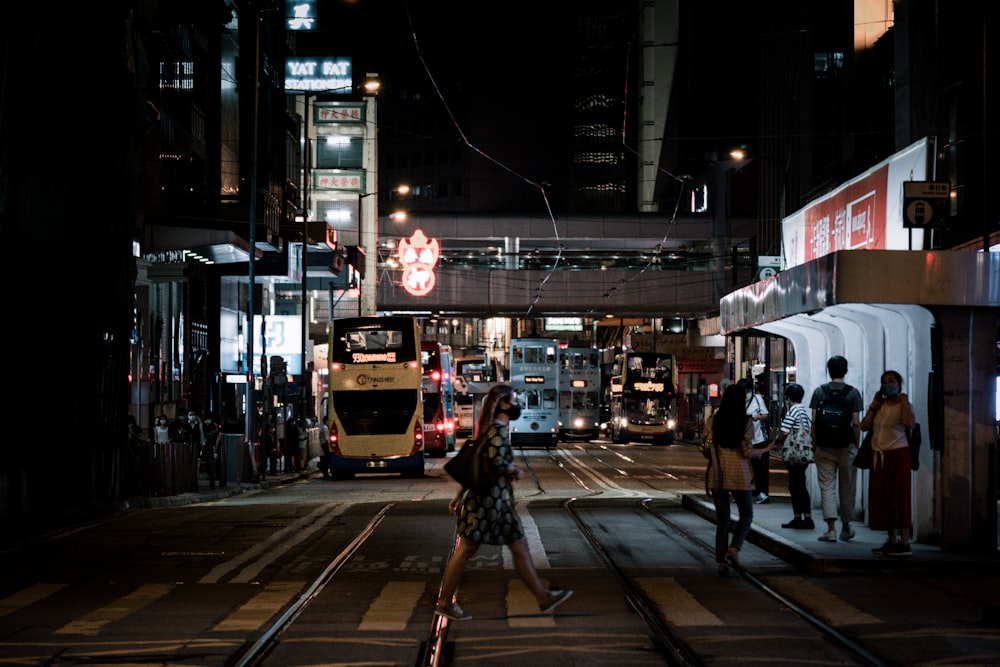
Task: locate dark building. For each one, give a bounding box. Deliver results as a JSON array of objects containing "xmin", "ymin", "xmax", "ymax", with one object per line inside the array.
[{"xmin": 0, "ymin": 1, "xmax": 994, "ymax": 523}]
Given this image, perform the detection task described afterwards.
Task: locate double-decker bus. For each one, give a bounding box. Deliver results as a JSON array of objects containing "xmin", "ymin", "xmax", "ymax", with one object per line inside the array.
[
  {"xmin": 508, "ymin": 338, "xmax": 559, "ymax": 447},
  {"xmin": 452, "ymin": 354, "xmax": 501, "ymax": 437},
  {"xmin": 326, "ymin": 316, "xmax": 424, "ymax": 478},
  {"xmin": 609, "ymin": 350, "xmax": 678, "ymax": 445},
  {"xmin": 421, "ymin": 341, "xmax": 456, "ymax": 457},
  {"xmin": 558, "ymin": 346, "xmax": 601, "ymax": 440}
]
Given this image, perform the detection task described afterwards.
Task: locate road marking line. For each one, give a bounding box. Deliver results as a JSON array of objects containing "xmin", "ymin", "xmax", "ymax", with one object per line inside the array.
[
  {"xmin": 212, "ymin": 580, "xmax": 303, "ymax": 632},
  {"xmin": 767, "ymin": 577, "xmax": 882, "ymax": 626},
  {"xmin": 359, "ymin": 581, "xmax": 426, "ymax": 631},
  {"xmin": 507, "ymin": 580, "xmax": 555, "ymax": 628},
  {"xmin": 0, "ymin": 583, "xmax": 67, "ymax": 619},
  {"xmin": 200, "ymin": 502, "xmax": 344, "ymax": 584},
  {"xmin": 637, "ymin": 577, "xmax": 723, "ymax": 626},
  {"xmin": 55, "ymin": 583, "xmax": 174, "ymax": 635}
]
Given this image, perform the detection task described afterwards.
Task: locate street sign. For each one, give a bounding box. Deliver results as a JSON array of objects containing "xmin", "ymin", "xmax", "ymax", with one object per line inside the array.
[
  {"xmin": 755, "ymin": 255, "xmax": 781, "ymax": 282},
  {"xmin": 902, "ymin": 181, "xmax": 950, "ymax": 228}
]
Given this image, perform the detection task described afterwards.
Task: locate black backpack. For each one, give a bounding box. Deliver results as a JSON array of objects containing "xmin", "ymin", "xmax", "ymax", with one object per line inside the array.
[{"xmin": 814, "ymin": 383, "xmax": 855, "ymax": 448}]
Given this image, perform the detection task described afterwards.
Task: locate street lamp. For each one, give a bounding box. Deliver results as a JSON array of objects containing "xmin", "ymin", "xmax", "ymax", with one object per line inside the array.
[{"xmin": 729, "ymin": 145, "xmax": 791, "ymax": 258}]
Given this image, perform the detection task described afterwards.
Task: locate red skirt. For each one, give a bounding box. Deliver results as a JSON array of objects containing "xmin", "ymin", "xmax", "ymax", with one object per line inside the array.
[{"xmin": 867, "ymin": 447, "xmax": 911, "ymax": 532}]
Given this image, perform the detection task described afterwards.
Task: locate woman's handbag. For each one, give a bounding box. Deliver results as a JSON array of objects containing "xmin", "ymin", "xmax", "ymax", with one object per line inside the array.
[
  {"xmin": 444, "ymin": 434, "xmax": 494, "ymax": 493},
  {"xmin": 781, "ymin": 427, "xmax": 814, "ymax": 465},
  {"xmin": 852, "ymin": 430, "xmax": 874, "ymax": 469}
]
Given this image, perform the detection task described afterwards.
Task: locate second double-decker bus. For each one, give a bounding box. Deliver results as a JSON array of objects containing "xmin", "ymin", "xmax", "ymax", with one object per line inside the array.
[
  {"xmin": 326, "ymin": 316, "xmax": 424, "ymax": 478},
  {"xmin": 508, "ymin": 338, "xmax": 560, "ymax": 447},
  {"xmin": 558, "ymin": 345, "xmax": 601, "ymax": 440},
  {"xmin": 421, "ymin": 340, "xmax": 456, "ymax": 457},
  {"xmin": 452, "ymin": 353, "xmax": 501, "ymax": 437},
  {"xmin": 609, "ymin": 350, "xmax": 678, "ymax": 445}
]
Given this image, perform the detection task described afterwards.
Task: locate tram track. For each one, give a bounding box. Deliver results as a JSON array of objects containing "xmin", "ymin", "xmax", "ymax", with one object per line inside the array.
[
  {"xmin": 548, "ymin": 446, "xmax": 890, "ymax": 667},
  {"xmin": 231, "ymin": 503, "xmax": 396, "ymax": 667}
]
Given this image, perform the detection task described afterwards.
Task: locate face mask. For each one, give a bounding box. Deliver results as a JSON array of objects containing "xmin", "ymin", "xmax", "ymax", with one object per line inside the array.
[
  {"xmin": 502, "ymin": 404, "xmax": 522, "ymax": 421},
  {"xmin": 882, "ymin": 383, "xmax": 899, "ymax": 397},
  {"xmin": 188, "ymin": 414, "xmax": 197, "ymax": 422},
  {"xmin": 746, "ymin": 392, "xmax": 753, "ymax": 400}
]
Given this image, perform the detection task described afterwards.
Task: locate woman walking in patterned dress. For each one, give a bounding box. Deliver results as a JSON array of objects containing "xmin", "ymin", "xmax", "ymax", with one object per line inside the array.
[{"xmin": 435, "ymin": 383, "xmax": 573, "ymax": 621}]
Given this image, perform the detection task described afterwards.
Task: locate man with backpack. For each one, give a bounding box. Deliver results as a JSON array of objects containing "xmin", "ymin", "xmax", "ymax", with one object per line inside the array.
[{"xmin": 809, "ymin": 355, "xmax": 864, "ymax": 542}]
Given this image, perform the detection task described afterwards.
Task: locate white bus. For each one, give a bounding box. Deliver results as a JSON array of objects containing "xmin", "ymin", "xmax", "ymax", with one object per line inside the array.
[
  {"xmin": 508, "ymin": 338, "xmax": 560, "ymax": 447},
  {"xmin": 326, "ymin": 316, "xmax": 424, "ymax": 478},
  {"xmin": 558, "ymin": 346, "xmax": 601, "ymax": 440}
]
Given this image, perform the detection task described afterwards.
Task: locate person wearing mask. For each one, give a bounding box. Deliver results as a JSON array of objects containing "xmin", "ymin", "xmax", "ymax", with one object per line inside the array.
[
  {"xmin": 809, "ymin": 355, "xmax": 864, "ymax": 543},
  {"xmin": 707, "ymin": 384, "xmax": 774, "ymax": 577},
  {"xmin": 739, "ymin": 378, "xmax": 771, "ymax": 504},
  {"xmin": 435, "ymin": 384, "xmax": 573, "ymax": 621},
  {"xmin": 771, "ymin": 383, "xmax": 815, "ymax": 529},
  {"xmin": 860, "ymin": 370, "xmax": 916, "ymax": 557},
  {"xmin": 153, "ymin": 415, "xmax": 171, "ymax": 445}
]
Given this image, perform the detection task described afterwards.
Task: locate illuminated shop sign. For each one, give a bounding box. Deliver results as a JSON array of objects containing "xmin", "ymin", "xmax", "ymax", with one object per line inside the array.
[
  {"xmin": 398, "ymin": 229, "xmax": 440, "ymax": 297},
  {"xmin": 313, "ymin": 169, "xmax": 364, "ymax": 191},
  {"xmin": 314, "ymin": 104, "xmax": 365, "ymax": 124},
  {"xmin": 545, "ymin": 317, "xmax": 583, "ymax": 331},
  {"xmin": 286, "ymin": 0, "xmax": 317, "ymax": 30},
  {"xmin": 285, "ymin": 57, "xmax": 352, "ymax": 93}
]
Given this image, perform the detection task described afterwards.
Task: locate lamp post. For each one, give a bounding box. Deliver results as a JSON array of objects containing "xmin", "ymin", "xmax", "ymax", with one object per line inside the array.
[
  {"xmin": 358, "ymin": 184, "xmax": 409, "ymax": 315},
  {"xmin": 300, "ymin": 93, "xmax": 312, "ymax": 419},
  {"xmin": 358, "ymin": 81, "xmax": 379, "ymax": 316}
]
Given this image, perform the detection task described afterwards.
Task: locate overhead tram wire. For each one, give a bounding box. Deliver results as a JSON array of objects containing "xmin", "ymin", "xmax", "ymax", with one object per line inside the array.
[
  {"xmin": 403, "ymin": 2, "xmax": 562, "ymax": 316},
  {"xmin": 399, "ymin": 8, "xmax": 709, "ymax": 319}
]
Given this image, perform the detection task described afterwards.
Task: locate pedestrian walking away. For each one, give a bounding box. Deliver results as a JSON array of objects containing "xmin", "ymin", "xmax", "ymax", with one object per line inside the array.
[
  {"xmin": 739, "ymin": 377, "xmax": 771, "ymax": 504},
  {"xmin": 435, "ymin": 383, "xmax": 573, "ymax": 621},
  {"xmin": 771, "ymin": 383, "xmax": 815, "ymax": 530},
  {"xmin": 810, "ymin": 355, "xmax": 864, "ymax": 543},
  {"xmin": 860, "ymin": 370, "xmax": 916, "ymax": 557},
  {"xmin": 706, "ymin": 384, "xmax": 774, "ymax": 578}
]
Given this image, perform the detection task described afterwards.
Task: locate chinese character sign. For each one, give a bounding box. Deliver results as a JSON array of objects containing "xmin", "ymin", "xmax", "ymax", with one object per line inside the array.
[
  {"xmin": 398, "ymin": 229, "xmax": 440, "ymax": 297},
  {"xmin": 286, "ymin": 0, "xmax": 316, "ymax": 30}
]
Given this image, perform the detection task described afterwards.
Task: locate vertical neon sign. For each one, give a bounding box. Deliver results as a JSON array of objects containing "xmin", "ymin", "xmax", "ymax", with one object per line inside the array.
[{"xmin": 398, "ymin": 229, "xmax": 439, "ymax": 296}]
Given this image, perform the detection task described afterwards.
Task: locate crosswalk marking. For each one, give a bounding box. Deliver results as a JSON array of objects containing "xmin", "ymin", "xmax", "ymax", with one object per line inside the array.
[
  {"xmin": 506, "ymin": 580, "xmax": 555, "ymax": 628},
  {"xmin": 212, "ymin": 581, "xmax": 304, "ymax": 632},
  {"xmin": 0, "ymin": 583, "xmax": 66, "ymax": 619},
  {"xmin": 505, "ymin": 506, "xmax": 551, "ymax": 570},
  {"xmin": 637, "ymin": 577, "xmax": 723, "ymax": 626},
  {"xmin": 766, "ymin": 577, "xmax": 882, "ymax": 626},
  {"xmin": 55, "ymin": 583, "xmax": 174, "ymax": 635},
  {"xmin": 359, "ymin": 581, "xmax": 426, "ymax": 631}
]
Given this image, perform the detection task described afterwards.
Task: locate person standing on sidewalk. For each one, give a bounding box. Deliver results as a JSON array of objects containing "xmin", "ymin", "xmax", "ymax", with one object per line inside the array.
[
  {"xmin": 739, "ymin": 378, "xmax": 771, "ymax": 504},
  {"xmin": 860, "ymin": 370, "xmax": 915, "ymax": 557},
  {"xmin": 771, "ymin": 383, "xmax": 815, "ymax": 530},
  {"xmin": 435, "ymin": 384, "xmax": 573, "ymax": 621},
  {"xmin": 809, "ymin": 355, "xmax": 863, "ymax": 543}
]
